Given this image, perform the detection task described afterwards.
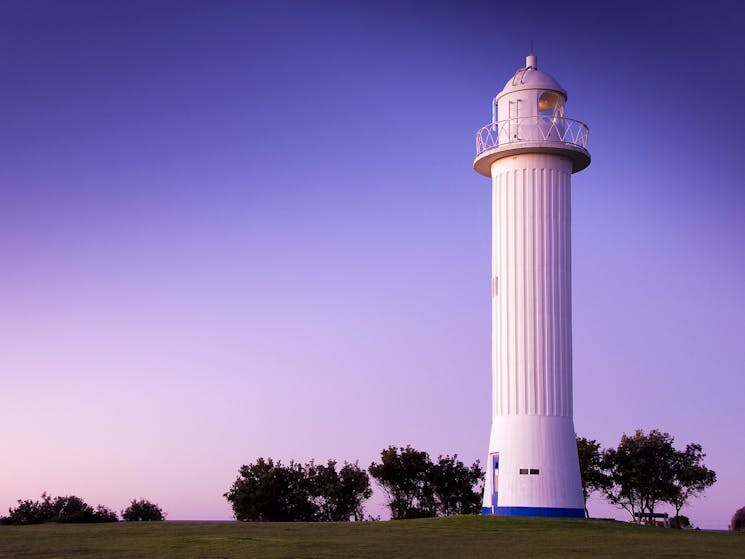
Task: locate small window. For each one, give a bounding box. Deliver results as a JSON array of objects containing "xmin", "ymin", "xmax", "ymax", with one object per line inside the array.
[
  {"xmin": 530, "ymin": 469, "xmax": 540, "ymax": 475},
  {"xmin": 519, "ymin": 468, "xmax": 529, "ymax": 475}
]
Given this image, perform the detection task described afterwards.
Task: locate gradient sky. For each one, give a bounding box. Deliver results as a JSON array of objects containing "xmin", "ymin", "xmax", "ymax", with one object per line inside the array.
[{"xmin": 2, "ymin": 0, "xmax": 744, "ymax": 528}]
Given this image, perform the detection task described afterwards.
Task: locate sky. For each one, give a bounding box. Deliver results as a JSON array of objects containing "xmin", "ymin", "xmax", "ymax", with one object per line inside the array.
[{"xmin": 1, "ymin": 0, "xmax": 744, "ymax": 528}]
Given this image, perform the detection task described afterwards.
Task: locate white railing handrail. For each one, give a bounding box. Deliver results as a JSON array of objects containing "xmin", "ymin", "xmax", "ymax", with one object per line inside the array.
[{"xmin": 475, "ymin": 115, "xmax": 589, "ymax": 156}]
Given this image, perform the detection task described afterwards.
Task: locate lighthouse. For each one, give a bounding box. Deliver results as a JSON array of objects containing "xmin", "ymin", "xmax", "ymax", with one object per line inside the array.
[{"xmin": 473, "ymin": 53, "xmax": 590, "ymax": 518}]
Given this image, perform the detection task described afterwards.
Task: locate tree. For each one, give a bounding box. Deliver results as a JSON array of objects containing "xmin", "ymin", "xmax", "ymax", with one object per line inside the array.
[
  {"xmin": 122, "ymin": 499, "xmax": 165, "ymax": 521},
  {"xmin": 1, "ymin": 493, "xmax": 55, "ymax": 525},
  {"xmin": 602, "ymin": 429, "xmax": 678, "ymax": 520},
  {"xmin": 91, "ymin": 505, "xmax": 119, "ymax": 523},
  {"xmin": 225, "ymin": 457, "xmax": 372, "ymax": 522},
  {"xmin": 576, "ymin": 436, "xmax": 610, "ymax": 518},
  {"xmin": 602, "ymin": 430, "xmax": 717, "ymax": 523},
  {"xmin": 731, "ymin": 506, "xmax": 745, "ymax": 532},
  {"xmin": 668, "ymin": 443, "xmax": 716, "ymax": 520},
  {"xmin": 307, "ymin": 460, "xmax": 372, "ymax": 521},
  {"xmin": 669, "ymin": 514, "xmax": 690, "ymax": 529},
  {"xmin": 369, "ymin": 446, "xmax": 435, "ymax": 519},
  {"xmin": 1, "ymin": 493, "xmax": 118, "ymax": 524},
  {"xmin": 429, "ymin": 455, "xmax": 484, "ymax": 516},
  {"xmin": 224, "ymin": 458, "xmax": 316, "ymax": 521},
  {"xmin": 54, "ymin": 495, "xmax": 96, "ymax": 523}
]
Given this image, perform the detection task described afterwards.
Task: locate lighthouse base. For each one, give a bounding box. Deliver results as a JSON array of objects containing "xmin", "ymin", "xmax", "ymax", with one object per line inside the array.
[
  {"xmin": 481, "ymin": 506, "xmax": 584, "ymax": 518},
  {"xmin": 481, "ymin": 415, "xmax": 584, "ymax": 517}
]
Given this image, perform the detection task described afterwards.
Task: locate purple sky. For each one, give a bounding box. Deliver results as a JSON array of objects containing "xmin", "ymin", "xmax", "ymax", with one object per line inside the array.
[{"xmin": 2, "ymin": 0, "xmax": 744, "ymax": 528}]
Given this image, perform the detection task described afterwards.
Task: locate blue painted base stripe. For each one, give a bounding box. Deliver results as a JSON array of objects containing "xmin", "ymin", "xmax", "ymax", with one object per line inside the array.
[{"xmin": 482, "ymin": 506, "xmax": 584, "ymax": 518}]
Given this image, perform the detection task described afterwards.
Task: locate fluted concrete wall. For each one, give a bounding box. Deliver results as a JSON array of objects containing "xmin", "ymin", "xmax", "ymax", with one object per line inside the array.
[{"xmin": 490, "ymin": 153, "xmax": 573, "ymax": 419}]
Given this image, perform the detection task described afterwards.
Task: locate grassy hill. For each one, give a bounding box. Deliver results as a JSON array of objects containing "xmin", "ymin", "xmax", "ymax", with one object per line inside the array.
[{"xmin": 0, "ymin": 515, "xmax": 742, "ymax": 558}]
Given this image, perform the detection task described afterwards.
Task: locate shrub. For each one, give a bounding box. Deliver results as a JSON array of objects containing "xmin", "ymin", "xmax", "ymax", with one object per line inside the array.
[
  {"xmin": 368, "ymin": 446, "xmax": 484, "ymax": 520},
  {"xmin": 2, "ymin": 493, "xmax": 55, "ymax": 525},
  {"xmin": 731, "ymin": 506, "xmax": 745, "ymax": 532},
  {"xmin": 122, "ymin": 499, "xmax": 166, "ymax": 521},
  {"xmin": 224, "ymin": 458, "xmax": 373, "ymax": 522},
  {"xmin": 670, "ymin": 515, "xmax": 690, "ymax": 529},
  {"xmin": 2, "ymin": 493, "xmax": 118, "ymax": 524},
  {"xmin": 91, "ymin": 505, "xmax": 119, "ymax": 523}
]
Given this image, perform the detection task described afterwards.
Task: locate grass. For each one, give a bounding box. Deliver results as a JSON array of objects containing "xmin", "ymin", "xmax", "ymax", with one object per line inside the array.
[{"xmin": 0, "ymin": 516, "xmax": 743, "ymax": 559}]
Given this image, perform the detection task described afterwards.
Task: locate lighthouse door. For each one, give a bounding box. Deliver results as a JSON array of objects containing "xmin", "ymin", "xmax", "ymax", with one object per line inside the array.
[{"xmin": 491, "ymin": 453, "xmax": 500, "ymax": 507}]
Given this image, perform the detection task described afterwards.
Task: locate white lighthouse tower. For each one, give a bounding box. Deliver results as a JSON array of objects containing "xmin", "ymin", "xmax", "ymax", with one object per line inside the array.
[{"xmin": 473, "ymin": 53, "xmax": 590, "ymax": 517}]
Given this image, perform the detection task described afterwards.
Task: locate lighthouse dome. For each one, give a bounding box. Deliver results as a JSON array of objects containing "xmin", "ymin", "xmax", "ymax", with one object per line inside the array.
[
  {"xmin": 474, "ymin": 52, "xmax": 590, "ymax": 176},
  {"xmin": 495, "ymin": 54, "xmax": 567, "ymax": 102}
]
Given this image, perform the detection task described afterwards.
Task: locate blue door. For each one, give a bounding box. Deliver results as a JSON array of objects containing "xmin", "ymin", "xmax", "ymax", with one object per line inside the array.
[{"xmin": 491, "ymin": 453, "xmax": 500, "ymax": 509}]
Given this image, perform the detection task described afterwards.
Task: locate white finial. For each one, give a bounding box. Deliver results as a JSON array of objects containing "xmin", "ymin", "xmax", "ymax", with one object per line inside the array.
[{"xmin": 526, "ymin": 53, "xmax": 538, "ymax": 70}]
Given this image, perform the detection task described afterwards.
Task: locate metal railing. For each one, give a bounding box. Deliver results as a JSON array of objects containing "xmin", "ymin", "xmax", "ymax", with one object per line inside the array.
[{"xmin": 475, "ymin": 115, "xmax": 589, "ymax": 156}]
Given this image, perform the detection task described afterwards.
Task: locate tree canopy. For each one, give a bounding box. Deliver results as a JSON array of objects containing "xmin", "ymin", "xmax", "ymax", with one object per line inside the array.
[
  {"xmin": 429, "ymin": 455, "xmax": 484, "ymax": 516},
  {"xmin": 575, "ymin": 429, "xmax": 716, "ymax": 524},
  {"xmin": 224, "ymin": 458, "xmax": 371, "ymax": 522},
  {"xmin": 307, "ymin": 460, "xmax": 372, "ymax": 521},
  {"xmin": 668, "ymin": 443, "xmax": 717, "ymax": 518},
  {"xmin": 576, "ymin": 436, "xmax": 610, "ymax": 518},
  {"xmin": 368, "ymin": 446, "xmax": 483, "ymax": 519},
  {"xmin": 121, "ymin": 499, "xmax": 166, "ymax": 521},
  {"xmin": 368, "ymin": 446, "xmax": 434, "ymax": 519},
  {"xmin": 1, "ymin": 493, "xmax": 118, "ymax": 525},
  {"xmin": 731, "ymin": 506, "xmax": 745, "ymax": 532}
]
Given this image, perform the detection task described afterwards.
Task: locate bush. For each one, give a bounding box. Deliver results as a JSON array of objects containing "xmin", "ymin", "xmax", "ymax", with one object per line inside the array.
[
  {"xmin": 731, "ymin": 506, "xmax": 745, "ymax": 532},
  {"xmin": 1, "ymin": 493, "xmax": 118, "ymax": 524},
  {"xmin": 307, "ymin": 460, "xmax": 372, "ymax": 521},
  {"xmin": 670, "ymin": 515, "xmax": 690, "ymax": 529},
  {"xmin": 368, "ymin": 446, "xmax": 484, "ymax": 520},
  {"xmin": 121, "ymin": 499, "xmax": 165, "ymax": 521},
  {"xmin": 225, "ymin": 458, "xmax": 314, "ymax": 522},
  {"xmin": 368, "ymin": 446, "xmax": 434, "ymax": 519},
  {"xmin": 224, "ymin": 458, "xmax": 372, "ymax": 522},
  {"xmin": 91, "ymin": 505, "xmax": 119, "ymax": 523},
  {"xmin": 2, "ymin": 493, "xmax": 55, "ymax": 525},
  {"xmin": 55, "ymin": 495, "xmax": 94, "ymax": 523},
  {"xmin": 429, "ymin": 455, "xmax": 484, "ymax": 516}
]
